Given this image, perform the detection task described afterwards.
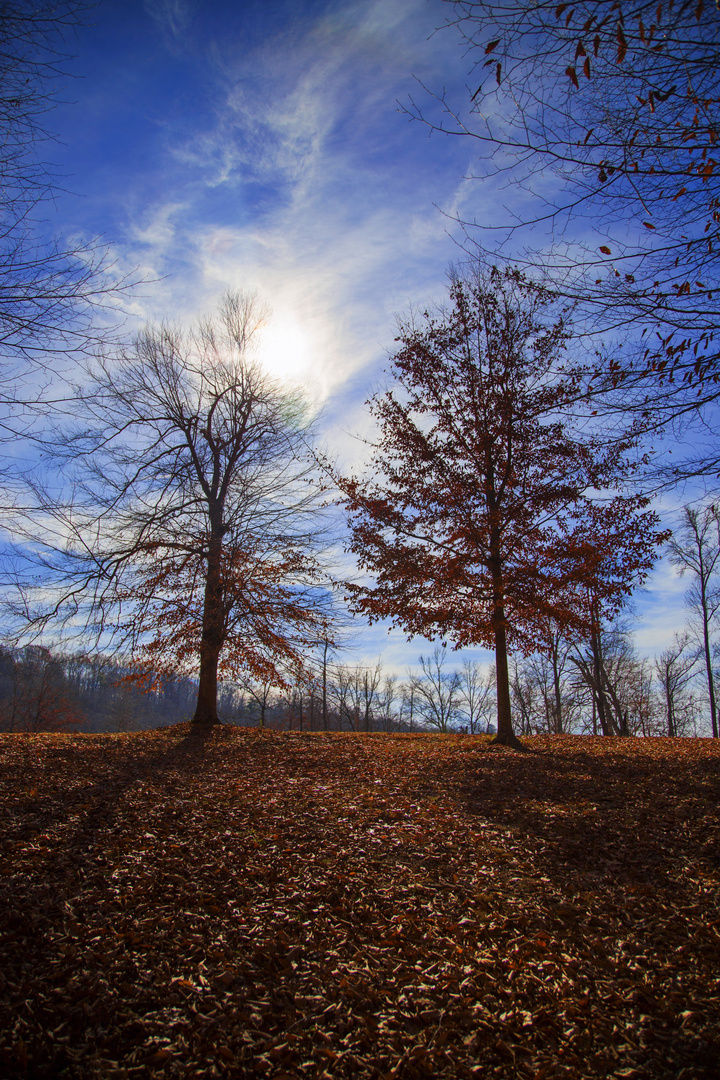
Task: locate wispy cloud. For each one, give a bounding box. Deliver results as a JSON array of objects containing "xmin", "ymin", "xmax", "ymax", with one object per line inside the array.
[
  {"xmin": 144, "ymin": 0, "xmax": 197, "ymax": 44},
  {"xmin": 121, "ymin": 1, "xmax": 470, "ymax": 423}
]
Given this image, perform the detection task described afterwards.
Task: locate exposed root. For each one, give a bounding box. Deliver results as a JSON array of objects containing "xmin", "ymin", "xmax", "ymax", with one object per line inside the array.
[
  {"xmin": 189, "ymin": 716, "xmax": 222, "ymax": 734},
  {"xmin": 489, "ymin": 732, "xmax": 535, "ymax": 753}
]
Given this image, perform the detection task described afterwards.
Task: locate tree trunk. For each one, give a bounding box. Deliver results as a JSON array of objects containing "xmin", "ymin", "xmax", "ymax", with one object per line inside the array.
[
  {"xmin": 489, "ymin": 555, "xmax": 524, "ymax": 749},
  {"xmin": 600, "ymin": 663, "xmax": 629, "ymax": 736},
  {"xmin": 589, "ymin": 616, "xmax": 615, "ymax": 736},
  {"xmin": 665, "ymin": 682, "xmax": 676, "ymax": 738},
  {"xmin": 701, "ymin": 596, "xmax": 719, "ymax": 738},
  {"xmin": 551, "ymin": 640, "xmax": 563, "ymax": 734},
  {"xmin": 364, "ymin": 671, "xmax": 371, "ymax": 733},
  {"xmin": 322, "ymin": 640, "xmax": 329, "ymax": 731},
  {"xmin": 192, "ymin": 535, "xmax": 224, "ymax": 728},
  {"xmin": 193, "ymin": 643, "xmax": 221, "ymax": 726},
  {"xmin": 492, "ymin": 619, "xmax": 524, "ymax": 747}
]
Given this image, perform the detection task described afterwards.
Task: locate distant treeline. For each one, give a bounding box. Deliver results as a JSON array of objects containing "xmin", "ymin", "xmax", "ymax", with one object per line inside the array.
[
  {"xmin": 0, "ymin": 637, "xmax": 710, "ymax": 738},
  {"xmin": 0, "ymin": 645, "xmax": 489, "ymax": 736},
  {"xmin": 0, "ymin": 646, "xmax": 200, "ymax": 733},
  {"xmin": 0, "ymin": 645, "xmax": 435, "ymax": 735}
]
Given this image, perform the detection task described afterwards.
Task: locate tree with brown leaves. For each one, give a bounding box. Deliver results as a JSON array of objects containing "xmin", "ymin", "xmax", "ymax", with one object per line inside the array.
[
  {"xmin": 335, "ymin": 266, "xmax": 665, "ymax": 748},
  {"xmin": 10, "ymin": 293, "xmax": 334, "ymax": 728}
]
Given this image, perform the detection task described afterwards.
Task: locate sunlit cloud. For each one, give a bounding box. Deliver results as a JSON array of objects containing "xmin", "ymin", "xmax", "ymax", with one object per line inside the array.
[{"xmin": 110, "ymin": 0, "xmax": 472, "ymax": 434}]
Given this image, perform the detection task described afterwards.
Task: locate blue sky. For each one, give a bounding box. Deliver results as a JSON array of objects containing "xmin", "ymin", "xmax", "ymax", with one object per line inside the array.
[
  {"xmin": 40, "ymin": 0, "xmax": 694, "ymax": 673},
  {"xmin": 53, "ymin": 0, "xmax": 472, "ymax": 397}
]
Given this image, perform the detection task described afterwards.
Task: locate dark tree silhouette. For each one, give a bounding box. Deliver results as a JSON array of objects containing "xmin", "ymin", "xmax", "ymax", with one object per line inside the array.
[{"xmin": 9, "ymin": 294, "xmax": 334, "ymax": 728}]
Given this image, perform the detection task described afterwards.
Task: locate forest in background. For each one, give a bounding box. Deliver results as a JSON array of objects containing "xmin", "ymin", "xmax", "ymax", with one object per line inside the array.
[{"xmin": 0, "ymin": 619, "xmax": 711, "ymax": 739}]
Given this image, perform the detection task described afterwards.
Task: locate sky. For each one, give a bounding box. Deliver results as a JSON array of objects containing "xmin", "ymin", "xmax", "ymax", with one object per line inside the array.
[{"xmin": 37, "ymin": 0, "xmax": 697, "ymax": 674}]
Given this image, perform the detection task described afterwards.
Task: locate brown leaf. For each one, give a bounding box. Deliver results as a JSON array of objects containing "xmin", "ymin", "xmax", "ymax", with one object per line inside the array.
[{"xmin": 1, "ymin": 728, "xmax": 719, "ymax": 1079}]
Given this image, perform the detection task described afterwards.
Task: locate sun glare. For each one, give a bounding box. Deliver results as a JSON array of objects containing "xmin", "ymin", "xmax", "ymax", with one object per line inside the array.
[{"xmin": 255, "ymin": 309, "xmax": 314, "ymax": 385}]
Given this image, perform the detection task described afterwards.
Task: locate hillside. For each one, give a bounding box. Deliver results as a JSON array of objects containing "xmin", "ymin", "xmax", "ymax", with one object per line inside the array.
[{"xmin": 1, "ymin": 728, "xmax": 719, "ymax": 1078}]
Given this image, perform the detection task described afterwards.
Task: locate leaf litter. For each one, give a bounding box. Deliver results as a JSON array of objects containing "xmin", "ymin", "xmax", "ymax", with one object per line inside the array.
[{"xmin": 1, "ymin": 727, "xmax": 719, "ymax": 1079}]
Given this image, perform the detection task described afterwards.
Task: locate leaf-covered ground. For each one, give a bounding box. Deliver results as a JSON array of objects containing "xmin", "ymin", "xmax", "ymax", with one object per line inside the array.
[{"xmin": 1, "ymin": 728, "xmax": 719, "ymax": 1079}]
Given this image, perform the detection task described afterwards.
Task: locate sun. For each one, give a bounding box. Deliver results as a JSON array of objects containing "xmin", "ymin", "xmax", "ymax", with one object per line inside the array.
[{"xmin": 254, "ymin": 308, "xmax": 314, "ymax": 385}]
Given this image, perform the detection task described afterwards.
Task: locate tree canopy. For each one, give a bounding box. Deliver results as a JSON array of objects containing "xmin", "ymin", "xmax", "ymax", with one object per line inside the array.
[
  {"xmin": 335, "ymin": 266, "xmax": 665, "ymax": 746},
  {"xmin": 8, "ymin": 293, "xmax": 334, "ymax": 727}
]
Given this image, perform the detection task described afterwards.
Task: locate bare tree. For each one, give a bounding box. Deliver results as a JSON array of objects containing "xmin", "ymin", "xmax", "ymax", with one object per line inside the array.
[
  {"xmin": 399, "ymin": 677, "xmax": 418, "ymax": 731},
  {"xmin": 8, "ymin": 293, "xmax": 333, "ymax": 728},
  {"xmin": 522, "ymin": 629, "xmax": 582, "ymax": 734},
  {"xmin": 458, "ymin": 658, "xmax": 495, "ymax": 734},
  {"xmin": 277, "ymin": 673, "xmax": 314, "ymax": 732},
  {"xmin": 327, "ymin": 660, "xmax": 382, "ymax": 732},
  {"xmin": 655, "ymin": 631, "xmax": 698, "ymax": 738},
  {"xmin": 319, "ymin": 637, "xmax": 331, "ymax": 731},
  {"xmin": 571, "ymin": 614, "xmax": 659, "ymax": 736},
  {"xmin": 0, "ymin": 645, "xmax": 83, "ymax": 732},
  {"xmin": 667, "ymin": 505, "xmax": 720, "ymax": 738},
  {"xmin": 327, "ymin": 662, "xmax": 356, "ymax": 731},
  {"xmin": 238, "ymin": 677, "xmax": 278, "ymax": 729},
  {"xmin": 544, "ymin": 630, "xmax": 575, "ymax": 735},
  {"xmin": 414, "ymin": 2, "xmax": 720, "ymax": 480},
  {"xmin": 303, "ymin": 616, "xmax": 355, "ymax": 730},
  {"xmin": 359, "ymin": 661, "xmax": 382, "ymax": 733},
  {"xmin": 509, "ymin": 657, "xmax": 540, "ymax": 736},
  {"xmin": 375, "ymin": 672, "xmax": 399, "ymax": 732},
  {"xmin": 410, "ymin": 647, "xmax": 463, "ymax": 733},
  {"xmin": 571, "ymin": 610, "xmax": 628, "ymax": 736},
  {"xmin": 623, "ymin": 656, "xmax": 659, "ymax": 738},
  {"xmin": 0, "ymin": 2, "xmax": 136, "ymax": 382}
]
